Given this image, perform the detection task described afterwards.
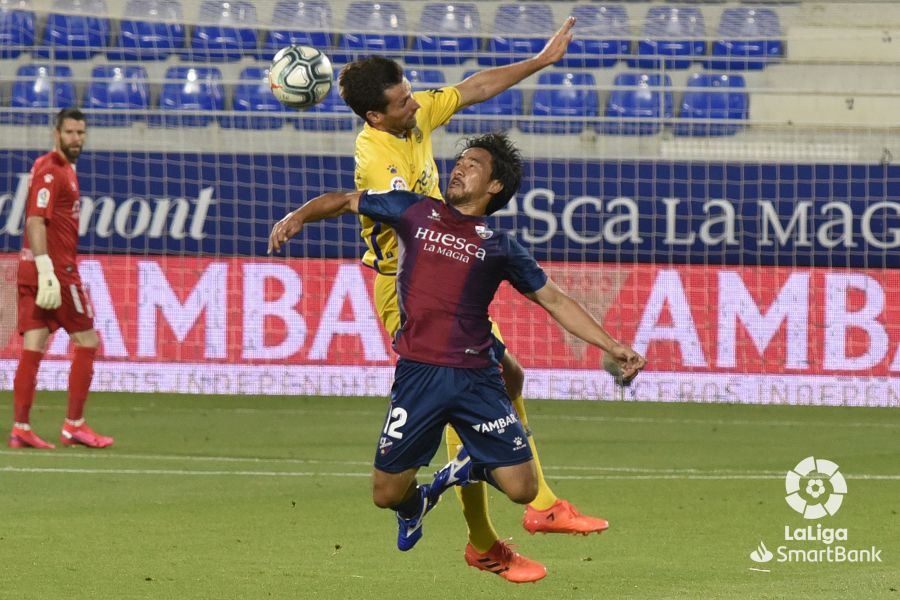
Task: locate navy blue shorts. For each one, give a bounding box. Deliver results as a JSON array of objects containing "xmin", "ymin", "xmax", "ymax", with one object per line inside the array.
[{"xmin": 374, "ymin": 359, "xmax": 533, "ymax": 473}]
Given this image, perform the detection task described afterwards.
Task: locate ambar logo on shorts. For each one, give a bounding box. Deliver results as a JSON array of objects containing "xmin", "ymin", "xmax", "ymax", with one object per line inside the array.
[{"xmin": 748, "ymin": 456, "xmax": 883, "ymax": 565}]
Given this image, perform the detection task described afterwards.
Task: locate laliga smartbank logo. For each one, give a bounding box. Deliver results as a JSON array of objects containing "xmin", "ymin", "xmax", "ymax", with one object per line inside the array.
[
  {"xmin": 784, "ymin": 456, "xmax": 846, "ymax": 519},
  {"xmin": 749, "ymin": 456, "xmax": 882, "ymax": 566}
]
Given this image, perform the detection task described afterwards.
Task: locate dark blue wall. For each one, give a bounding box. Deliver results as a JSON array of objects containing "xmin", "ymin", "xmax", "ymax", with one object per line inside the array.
[{"xmin": 1, "ymin": 151, "xmax": 898, "ymax": 268}]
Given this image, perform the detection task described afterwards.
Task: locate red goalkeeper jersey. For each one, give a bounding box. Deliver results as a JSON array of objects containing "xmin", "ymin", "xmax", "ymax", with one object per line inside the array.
[{"xmin": 17, "ymin": 151, "xmax": 82, "ymax": 287}]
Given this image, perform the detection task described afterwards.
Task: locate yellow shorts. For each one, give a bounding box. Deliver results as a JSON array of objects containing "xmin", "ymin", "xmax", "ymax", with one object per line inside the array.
[
  {"xmin": 374, "ymin": 272, "xmax": 402, "ymax": 337},
  {"xmin": 373, "ymin": 272, "xmax": 505, "ymax": 342}
]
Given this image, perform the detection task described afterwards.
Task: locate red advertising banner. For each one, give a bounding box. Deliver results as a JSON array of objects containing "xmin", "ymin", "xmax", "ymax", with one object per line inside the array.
[{"xmin": 1, "ymin": 254, "xmax": 898, "ymax": 405}]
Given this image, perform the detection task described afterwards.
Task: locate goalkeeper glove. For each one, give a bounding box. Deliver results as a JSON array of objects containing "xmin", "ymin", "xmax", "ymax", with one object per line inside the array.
[{"xmin": 34, "ymin": 254, "xmax": 62, "ymax": 310}]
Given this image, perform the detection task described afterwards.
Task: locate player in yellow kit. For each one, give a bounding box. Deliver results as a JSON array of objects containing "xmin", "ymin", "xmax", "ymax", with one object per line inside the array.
[{"xmin": 339, "ymin": 17, "xmax": 609, "ymax": 583}]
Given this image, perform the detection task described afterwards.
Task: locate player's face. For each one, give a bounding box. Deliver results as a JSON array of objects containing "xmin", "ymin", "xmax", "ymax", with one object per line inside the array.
[
  {"xmin": 445, "ymin": 148, "xmax": 501, "ymax": 212},
  {"xmin": 55, "ymin": 118, "xmax": 87, "ymax": 163},
  {"xmin": 375, "ymin": 80, "xmax": 420, "ymax": 134}
]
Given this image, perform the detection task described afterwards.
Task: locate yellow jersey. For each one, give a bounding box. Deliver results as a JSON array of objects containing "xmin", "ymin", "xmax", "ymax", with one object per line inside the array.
[{"xmin": 354, "ymin": 86, "xmax": 462, "ymax": 275}]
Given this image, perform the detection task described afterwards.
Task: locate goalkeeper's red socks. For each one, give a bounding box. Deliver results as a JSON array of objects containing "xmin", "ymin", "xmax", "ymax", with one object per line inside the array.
[
  {"xmin": 10, "ymin": 350, "xmax": 54, "ymax": 448},
  {"xmin": 13, "ymin": 346, "xmax": 98, "ymax": 421},
  {"xmin": 10, "ymin": 346, "xmax": 107, "ymax": 449},
  {"xmin": 13, "ymin": 349, "xmax": 42, "ymax": 424},
  {"xmin": 67, "ymin": 346, "xmax": 97, "ymax": 421},
  {"xmin": 63, "ymin": 345, "xmax": 112, "ymax": 448}
]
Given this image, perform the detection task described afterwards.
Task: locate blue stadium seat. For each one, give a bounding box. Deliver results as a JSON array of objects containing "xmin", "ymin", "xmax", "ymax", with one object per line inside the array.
[
  {"xmin": 521, "ymin": 72, "xmax": 598, "ymax": 135},
  {"xmin": 0, "ymin": 0, "xmax": 36, "ymax": 59},
  {"xmin": 151, "ymin": 66, "xmax": 224, "ymax": 127},
  {"xmin": 709, "ymin": 8, "xmax": 783, "ymax": 70},
  {"xmin": 479, "ymin": 3, "xmax": 555, "ymax": 67},
  {"xmin": 188, "ymin": 0, "xmax": 258, "ymax": 61},
  {"xmin": 563, "ymin": 4, "xmax": 630, "ymax": 69},
  {"xmin": 2, "ymin": 65, "xmax": 76, "ymax": 125},
  {"xmin": 601, "ymin": 72, "xmax": 673, "ymax": 136},
  {"xmin": 408, "ymin": 2, "xmax": 482, "ymax": 66},
  {"xmin": 35, "ymin": 0, "xmax": 111, "ymax": 60},
  {"xmin": 221, "ymin": 66, "xmax": 290, "ymax": 130},
  {"xmin": 675, "ymin": 73, "xmax": 748, "ymax": 136},
  {"xmin": 259, "ymin": 0, "xmax": 334, "ymax": 61},
  {"xmin": 107, "ymin": 0, "xmax": 185, "ymax": 60},
  {"xmin": 405, "ymin": 68, "xmax": 446, "ymax": 90},
  {"xmin": 332, "ymin": 2, "xmax": 408, "ymax": 64},
  {"xmin": 631, "ymin": 6, "xmax": 706, "ymax": 70},
  {"xmin": 446, "ymin": 70, "xmax": 522, "ymax": 134},
  {"xmin": 85, "ymin": 65, "xmax": 150, "ymax": 126},
  {"xmin": 296, "ymin": 76, "xmax": 355, "ymax": 132}
]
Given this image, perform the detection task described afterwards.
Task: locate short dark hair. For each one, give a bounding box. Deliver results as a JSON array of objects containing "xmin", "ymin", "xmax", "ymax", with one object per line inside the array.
[
  {"xmin": 457, "ymin": 132, "xmax": 523, "ymax": 215},
  {"xmin": 55, "ymin": 107, "xmax": 85, "ymax": 130},
  {"xmin": 338, "ymin": 56, "xmax": 404, "ymax": 122}
]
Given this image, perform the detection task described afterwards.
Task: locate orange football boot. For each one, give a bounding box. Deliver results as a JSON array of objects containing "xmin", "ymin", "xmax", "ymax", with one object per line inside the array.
[
  {"xmin": 60, "ymin": 422, "xmax": 114, "ymax": 448},
  {"xmin": 8, "ymin": 426, "xmax": 55, "ymax": 449},
  {"xmin": 523, "ymin": 499, "xmax": 609, "ymax": 535},
  {"xmin": 464, "ymin": 540, "xmax": 547, "ymax": 583}
]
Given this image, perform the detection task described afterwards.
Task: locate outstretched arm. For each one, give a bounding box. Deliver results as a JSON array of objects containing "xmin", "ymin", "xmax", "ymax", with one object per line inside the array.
[
  {"xmin": 526, "ymin": 278, "xmax": 646, "ymax": 382},
  {"xmin": 268, "ymin": 191, "xmax": 361, "ymax": 254},
  {"xmin": 454, "ymin": 16, "xmax": 576, "ymax": 109}
]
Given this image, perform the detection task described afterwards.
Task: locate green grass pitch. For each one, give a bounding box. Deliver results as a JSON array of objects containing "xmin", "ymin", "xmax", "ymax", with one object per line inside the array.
[{"xmin": 0, "ymin": 392, "xmax": 897, "ymax": 600}]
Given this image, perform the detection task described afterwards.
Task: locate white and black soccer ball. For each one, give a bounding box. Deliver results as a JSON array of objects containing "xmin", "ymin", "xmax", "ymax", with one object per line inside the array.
[{"xmin": 268, "ymin": 45, "xmax": 333, "ymax": 110}]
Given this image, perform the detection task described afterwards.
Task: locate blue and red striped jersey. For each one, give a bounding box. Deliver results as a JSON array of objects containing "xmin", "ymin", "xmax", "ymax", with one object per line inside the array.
[{"xmin": 359, "ymin": 189, "xmax": 548, "ymax": 368}]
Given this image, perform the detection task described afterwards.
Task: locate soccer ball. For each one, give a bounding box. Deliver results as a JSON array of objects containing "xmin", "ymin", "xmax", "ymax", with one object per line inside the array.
[{"xmin": 268, "ymin": 45, "xmax": 333, "ymax": 110}]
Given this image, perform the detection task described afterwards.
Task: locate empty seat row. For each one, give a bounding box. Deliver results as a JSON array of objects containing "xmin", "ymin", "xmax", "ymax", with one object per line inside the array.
[
  {"xmin": 0, "ymin": 0, "xmax": 783, "ymax": 70},
  {"xmin": 475, "ymin": 4, "xmax": 781, "ymax": 70},
  {"xmin": 0, "ymin": 65, "xmax": 748, "ymax": 136},
  {"xmin": 449, "ymin": 70, "xmax": 748, "ymax": 136},
  {"xmin": 0, "ymin": 63, "xmax": 354, "ymax": 128}
]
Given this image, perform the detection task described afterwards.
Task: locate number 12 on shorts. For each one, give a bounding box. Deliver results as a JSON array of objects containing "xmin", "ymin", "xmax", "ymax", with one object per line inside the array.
[{"xmin": 382, "ymin": 407, "xmax": 407, "ymax": 440}]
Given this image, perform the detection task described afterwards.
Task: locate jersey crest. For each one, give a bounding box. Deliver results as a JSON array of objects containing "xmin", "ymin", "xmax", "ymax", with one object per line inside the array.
[{"xmin": 475, "ymin": 224, "xmax": 494, "ymax": 239}]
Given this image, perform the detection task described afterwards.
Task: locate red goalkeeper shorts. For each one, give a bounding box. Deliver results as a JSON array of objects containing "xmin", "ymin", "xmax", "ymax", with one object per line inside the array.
[{"xmin": 17, "ymin": 282, "xmax": 94, "ymax": 335}]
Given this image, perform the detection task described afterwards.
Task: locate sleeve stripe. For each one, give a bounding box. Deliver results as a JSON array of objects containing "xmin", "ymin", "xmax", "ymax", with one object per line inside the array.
[{"xmin": 369, "ymin": 221, "xmax": 384, "ymax": 273}]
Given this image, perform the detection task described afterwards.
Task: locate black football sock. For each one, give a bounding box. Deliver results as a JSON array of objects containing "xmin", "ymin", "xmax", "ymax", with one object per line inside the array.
[
  {"xmin": 393, "ymin": 486, "xmax": 422, "ymax": 518},
  {"xmin": 470, "ymin": 465, "xmax": 501, "ymax": 491}
]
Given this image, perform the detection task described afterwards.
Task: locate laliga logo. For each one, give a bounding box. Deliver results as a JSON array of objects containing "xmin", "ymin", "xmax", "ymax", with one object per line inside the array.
[
  {"xmin": 749, "ymin": 457, "xmax": 881, "ymax": 566},
  {"xmin": 785, "ymin": 456, "xmax": 847, "ymax": 519}
]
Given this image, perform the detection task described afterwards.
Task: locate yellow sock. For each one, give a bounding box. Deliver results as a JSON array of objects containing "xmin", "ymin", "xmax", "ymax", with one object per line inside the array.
[
  {"xmin": 446, "ymin": 426, "xmax": 499, "ymax": 553},
  {"xmin": 511, "ymin": 395, "xmax": 558, "ymax": 511}
]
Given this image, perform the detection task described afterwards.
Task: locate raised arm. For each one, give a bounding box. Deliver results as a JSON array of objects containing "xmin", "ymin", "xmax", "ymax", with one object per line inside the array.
[
  {"xmin": 526, "ymin": 278, "xmax": 646, "ymax": 382},
  {"xmin": 454, "ymin": 16, "xmax": 576, "ymax": 109},
  {"xmin": 268, "ymin": 191, "xmax": 361, "ymax": 254}
]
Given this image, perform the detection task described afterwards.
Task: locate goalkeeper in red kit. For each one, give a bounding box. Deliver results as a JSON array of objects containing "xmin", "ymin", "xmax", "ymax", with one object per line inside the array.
[{"xmin": 9, "ymin": 108, "xmax": 113, "ymax": 449}]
